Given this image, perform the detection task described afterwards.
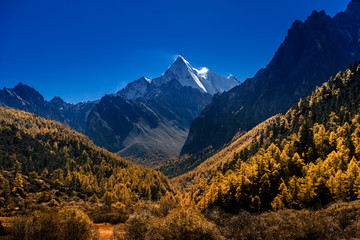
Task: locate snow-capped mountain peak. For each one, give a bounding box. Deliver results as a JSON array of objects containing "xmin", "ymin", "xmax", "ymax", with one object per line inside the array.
[
  {"xmin": 118, "ymin": 55, "xmax": 240, "ymax": 100},
  {"xmin": 117, "ymin": 76, "xmax": 152, "ymax": 100},
  {"xmin": 153, "ymin": 55, "xmax": 208, "ymax": 93}
]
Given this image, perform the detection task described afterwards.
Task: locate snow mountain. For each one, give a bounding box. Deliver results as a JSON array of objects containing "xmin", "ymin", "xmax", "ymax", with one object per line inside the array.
[
  {"xmin": 118, "ymin": 56, "xmax": 239, "ymax": 100},
  {"xmin": 88, "ymin": 56, "xmax": 239, "ymax": 166}
]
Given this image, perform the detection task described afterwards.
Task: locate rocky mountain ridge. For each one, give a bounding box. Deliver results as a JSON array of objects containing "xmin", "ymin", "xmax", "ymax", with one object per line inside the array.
[{"xmin": 181, "ymin": 0, "xmax": 360, "ymax": 155}]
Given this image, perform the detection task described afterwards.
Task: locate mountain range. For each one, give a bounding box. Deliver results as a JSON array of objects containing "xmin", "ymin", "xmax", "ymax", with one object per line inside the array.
[{"xmin": 0, "ymin": 56, "xmax": 238, "ymax": 166}]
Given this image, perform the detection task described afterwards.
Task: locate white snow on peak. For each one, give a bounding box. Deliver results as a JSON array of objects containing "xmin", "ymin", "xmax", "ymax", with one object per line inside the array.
[
  {"xmin": 117, "ymin": 77, "xmax": 152, "ymax": 100},
  {"xmin": 118, "ymin": 56, "xmax": 240, "ymax": 100},
  {"xmin": 196, "ymin": 67, "xmax": 209, "ymax": 75},
  {"xmin": 152, "ymin": 55, "xmax": 207, "ymax": 93}
]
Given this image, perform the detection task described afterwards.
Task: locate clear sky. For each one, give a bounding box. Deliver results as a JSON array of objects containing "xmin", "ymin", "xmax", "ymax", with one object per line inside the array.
[{"xmin": 0, "ymin": 0, "xmax": 351, "ymax": 103}]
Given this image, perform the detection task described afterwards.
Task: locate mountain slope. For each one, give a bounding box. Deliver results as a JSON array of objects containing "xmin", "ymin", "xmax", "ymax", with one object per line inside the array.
[
  {"xmin": 182, "ymin": 1, "xmax": 360, "ymax": 156},
  {"xmin": 161, "ymin": 116, "xmax": 275, "ymax": 184},
  {"xmin": 0, "ymin": 105, "xmax": 174, "ymax": 213},
  {"xmin": 191, "ymin": 61, "xmax": 360, "ymax": 212},
  {"xmin": 87, "ymin": 80, "xmax": 212, "ymax": 166}
]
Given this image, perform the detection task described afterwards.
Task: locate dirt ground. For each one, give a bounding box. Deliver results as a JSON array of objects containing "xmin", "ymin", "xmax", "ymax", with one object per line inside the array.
[{"xmin": 96, "ymin": 223, "xmax": 114, "ymax": 240}]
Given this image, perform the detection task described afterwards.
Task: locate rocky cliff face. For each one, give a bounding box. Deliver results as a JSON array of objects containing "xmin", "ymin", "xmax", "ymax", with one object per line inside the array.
[{"xmin": 181, "ymin": 1, "xmax": 360, "ymax": 155}]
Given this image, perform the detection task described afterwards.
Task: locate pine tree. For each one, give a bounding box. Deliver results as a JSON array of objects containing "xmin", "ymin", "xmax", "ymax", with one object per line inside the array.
[
  {"xmin": 0, "ymin": 178, "xmax": 11, "ymax": 207},
  {"xmin": 12, "ymin": 160, "xmax": 22, "ymax": 178},
  {"xmin": 347, "ymin": 157, "xmax": 360, "ymax": 199},
  {"xmin": 333, "ymin": 170, "xmax": 349, "ymax": 200},
  {"xmin": 259, "ymin": 173, "xmax": 272, "ymax": 210},
  {"xmin": 12, "ymin": 173, "xmax": 25, "ymax": 196},
  {"xmin": 314, "ymin": 177, "xmax": 332, "ymax": 205}
]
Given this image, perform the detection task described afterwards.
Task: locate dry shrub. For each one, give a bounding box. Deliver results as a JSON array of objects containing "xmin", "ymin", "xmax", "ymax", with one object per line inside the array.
[
  {"xmin": 91, "ymin": 211, "xmax": 128, "ymax": 224},
  {"xmin": 0, "ymin": 221, "xmax": 8, "ymax": 236},
  {"xmin": 146, "ymin": 209, "xmax": 223, "ymax": 240},
  {"xmin": 115, "ymin": 201, "xmax": 360, "ymax": 240},
  {"xmin": 58, "ymin": 206, "xmax": 99, "ymax": 240},
  {"xmin": 255, "ymin": 210, "xmax": 337, "ymax": 240},
  {"xmin": 113, "ymin": 201, "xmax": 223, "ymax": 240},
  {"xmin": 206, "ymin": 209, "xmax": 258, "ymax": 239},
  {"xmin": 112, "ymin": 224, "xmax": 125, "ymax": 240},
  {"xmin": 206, "ymin": 201, "xmax": 360, "ymax": 240},
  {"xmin": 120, "ymin": 204, "xmax": 154, "ymax": 240},
  {"xmin": 9, "ymin": 216, "xmax": 37, "ymax": 240},
  {"xmin": 9, "ymin": 207, "xmax": 98, "ymax": 240},
  {"xmin": 322, "ymin": 201, "xmax": 360, "ymax": 239}
]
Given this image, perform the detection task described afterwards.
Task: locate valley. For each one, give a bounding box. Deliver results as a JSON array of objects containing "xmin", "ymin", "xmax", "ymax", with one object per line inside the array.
[{"xmin": 1, "ymin": 0, "xmax": 360, "ymax": 239}]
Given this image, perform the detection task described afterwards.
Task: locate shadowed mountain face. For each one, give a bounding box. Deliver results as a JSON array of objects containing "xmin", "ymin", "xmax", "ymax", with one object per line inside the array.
[
  {"xmin": 0, "ymin": 83, "xmax": 64, "ymax": 121},
  {"xmin": 49, "ymin": 96, "xmax": 98, "ymax": 133},
  {"xmin": 85, "ymin": 53, "xmax": 239, "ymax": 164},
  {"xmin": 181, "ymin": 1, "xmax": 360, "ymax": 155},
  {"xmin": 87, "ymin": 80, "xmax": 212, "ymax": 160}
]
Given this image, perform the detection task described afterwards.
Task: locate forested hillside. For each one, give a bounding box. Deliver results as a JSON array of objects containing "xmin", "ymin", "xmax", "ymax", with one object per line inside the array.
[
  {"xmin": 191, "ymin": 61, "xmax": 360, "ymax": 213},
  {"xmin": 0, "ymin": 106, "xmax": 174, "ymax": 214}
]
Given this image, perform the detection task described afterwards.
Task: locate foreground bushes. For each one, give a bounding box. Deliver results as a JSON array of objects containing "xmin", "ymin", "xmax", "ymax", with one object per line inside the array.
[
  {"xmin": 7, "ymin": 200, "xmax": 360, "ymax": 239},
  {"xmin": 113, "ymin": 201, "xmax": 223, "ymax": 240},
  {"xmin": 10, "ymin": 206, "xmax": 98, "ymax": 240},
  {"xmin": 206, "ymin": 201, "xmax": 360, "ymax": 240},
  {"xmin": 114, "ymin": 201, "xmax": 360, "ymax": 240},
  {"xmin": 145, "ymin": 209, "xmax": 223, "ymax": 240}
]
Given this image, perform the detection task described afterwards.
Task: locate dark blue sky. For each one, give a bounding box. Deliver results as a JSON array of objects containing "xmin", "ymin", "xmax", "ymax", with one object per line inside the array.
[{"xmin": 0, "ymin": 0, "xmax": 350, "ymax": 103}]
